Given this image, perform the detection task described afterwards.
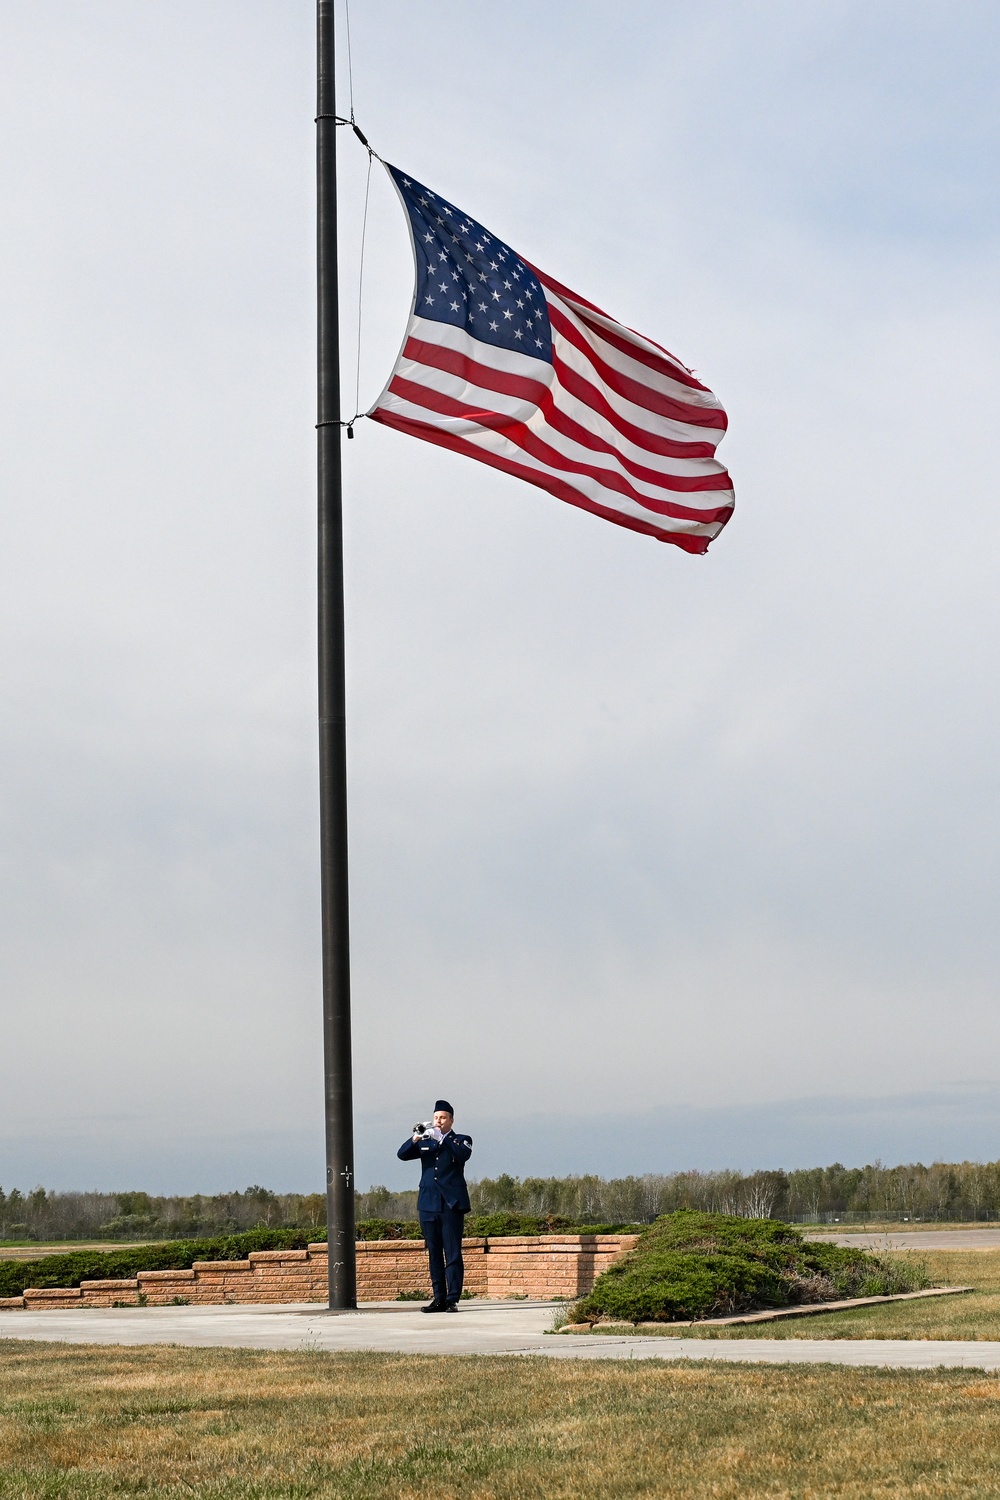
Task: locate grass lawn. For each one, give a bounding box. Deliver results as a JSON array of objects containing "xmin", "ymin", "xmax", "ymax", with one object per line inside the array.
[
  {"xmin": 6, "ymin": 1341, "xmax": 1000, "ymax": 1498},
  {"xmin": 630, "ymin": 1249, "xmax": 1000, "ymax": 1341}
]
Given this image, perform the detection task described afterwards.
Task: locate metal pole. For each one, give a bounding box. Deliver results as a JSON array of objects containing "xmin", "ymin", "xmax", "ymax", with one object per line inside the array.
[{"xmin": 317, "ymin": 0, "xmax": 356, "ymax": 1310}]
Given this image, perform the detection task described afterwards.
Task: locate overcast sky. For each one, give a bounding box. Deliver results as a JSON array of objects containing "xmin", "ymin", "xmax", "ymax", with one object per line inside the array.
[{"xmin": 2, "ymin": 1, "xmax": 999, "ymax": 1193}]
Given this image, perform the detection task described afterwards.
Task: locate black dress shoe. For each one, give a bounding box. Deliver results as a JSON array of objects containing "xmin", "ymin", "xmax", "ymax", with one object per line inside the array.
[
  {"xmin": 420, "ymin": 1300, "xmax": 445, "ymax": 1313},
  {"xmin": 443, "ymin": 1301, "xmax": 459, "ymax": 1312}
]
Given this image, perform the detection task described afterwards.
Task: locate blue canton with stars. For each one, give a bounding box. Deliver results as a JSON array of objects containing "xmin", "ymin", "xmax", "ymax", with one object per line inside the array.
[{"xmin": 388, "ymin": 165, "xmax": 553, "ymax": 365}]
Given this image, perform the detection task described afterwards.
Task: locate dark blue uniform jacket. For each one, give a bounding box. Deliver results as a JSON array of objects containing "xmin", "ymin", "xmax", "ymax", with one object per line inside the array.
[{"xmin": 397, "ymin": 1130, "xmax": 473, "ymax": 1214}]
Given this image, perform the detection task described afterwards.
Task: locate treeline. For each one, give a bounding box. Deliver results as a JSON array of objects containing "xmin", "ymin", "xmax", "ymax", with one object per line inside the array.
[
  {"xmin": 6, "ymin": 1160, "xmax": 1000, "ymax": 1241},
  {"xmin": 457, "ymin": 1162, "xmax": 1000, "ymax": 1224},
  {"xmin": 0, "ymin": 1187, "xmax": 326, "ymax": 1243}
]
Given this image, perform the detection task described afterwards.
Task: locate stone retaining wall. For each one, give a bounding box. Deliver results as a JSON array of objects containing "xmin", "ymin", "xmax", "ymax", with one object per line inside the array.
[{"xmin": 0, "ymin": 1235, "xmax": 636, "ymax": 1310}]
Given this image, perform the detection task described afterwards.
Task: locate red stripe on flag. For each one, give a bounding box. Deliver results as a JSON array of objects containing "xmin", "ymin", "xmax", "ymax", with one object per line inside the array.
[
  {"xmin": 551, "ymin": 351, "xmax": 721, "ymax": 459},
  {"xmin": 538, "ymin": 393, "xmax": 719, "ymax": 480},
  {"xmin": 549, "ymin": 305, "xmax": 728, "ymax": 430},
  {"xmin": 532, "ymin": 265, "xmax": 710, "ymax": 391},
  {"xmin": 370, "ymin": 406, "xmax": 723, "ymax": 551},
  {"xmin": 402, "ymin": 337, "xmax": 551, "ymax": 405},
  {"xmin": 391, "ymin": 371, "xmax": 721, "ymax": 488},
  {"xmin": 571, "ymin": 311, "xmax": 713, "ymax": 393},
  {"xmin": 388, "ymin": 374, "xmax": 734, "ymax": 516},
  {"xmin": 404, "ymin": 335, "xmax": 719, "ymax": 462},
  {"xmin": 528, "ymin": 265, "xmax": 624, "ymax": 326}
]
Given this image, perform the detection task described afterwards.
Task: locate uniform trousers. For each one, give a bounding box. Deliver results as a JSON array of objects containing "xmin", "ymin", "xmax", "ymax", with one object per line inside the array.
[{"xmin": 419, "ymin": 1209, "xmax": 466, "ymax": 1305}]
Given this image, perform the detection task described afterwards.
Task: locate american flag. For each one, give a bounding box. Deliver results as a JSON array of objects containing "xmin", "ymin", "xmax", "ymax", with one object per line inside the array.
[{"xmin": 369, "ymin": 165, "xmax": 734, "ymax": 554}]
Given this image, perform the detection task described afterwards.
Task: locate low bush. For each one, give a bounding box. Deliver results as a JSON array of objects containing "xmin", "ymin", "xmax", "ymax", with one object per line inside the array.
[
  {"xmin": 354, "ymin": 1213, "xmax": 640, "ymax": 1239},
  {"xmin": 354, "ymin": 1215, "xmax": 638, "ymax": 1239},
  {"xmin": 464, "ymin": 1213, "xmax": 637, "ymax": 1237},
  {"xmin": 571, "ymin": 1210, "xmax": 930, "ymax": 1324},
  {"xmin": 354, "ymin": 1219, "xmax": 421, "ymax": 1241}
]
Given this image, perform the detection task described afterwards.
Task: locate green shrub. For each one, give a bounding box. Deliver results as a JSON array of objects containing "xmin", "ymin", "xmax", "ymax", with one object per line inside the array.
[
  {"xmin": 356, "ymin": 1215, "xmax": 639, "ymax": 1240},
  {"xmin": 464, "ymin": 1213, "xmax": 640, "ymax": 1238},
  {"xmin": 465, "ymin": 1213, "xmax": 567, "ymax": 1237},
  {"xmin": 572, "ymin": 1210, "xmax": 930, "ymax": 1324},
  {"xmin": 354, "ymin": 1219, "xmax": 421, "ymax": 1241}
]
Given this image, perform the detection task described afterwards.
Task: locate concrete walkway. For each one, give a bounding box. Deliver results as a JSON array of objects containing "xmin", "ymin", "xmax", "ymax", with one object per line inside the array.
[{"xmin": 4, "ymin": 1301, "xmax": 1000, "ymax": 1369}]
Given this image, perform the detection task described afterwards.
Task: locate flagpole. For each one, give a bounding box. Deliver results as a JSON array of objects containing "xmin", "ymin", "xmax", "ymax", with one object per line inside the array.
[{"xmin": 316, "ymin": 0, "xmax": 356, "ymax": 1310}]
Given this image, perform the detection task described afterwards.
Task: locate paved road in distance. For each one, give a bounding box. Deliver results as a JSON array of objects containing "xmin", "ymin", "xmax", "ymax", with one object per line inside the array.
[{"xmin": 807, "ymin": 1229, "xmax": 1000, "ymax": 1250}]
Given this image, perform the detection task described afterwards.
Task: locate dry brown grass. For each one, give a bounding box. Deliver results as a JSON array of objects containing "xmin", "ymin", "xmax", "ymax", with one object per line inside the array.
[{"xmin": 4, "ymin": 1339, "xmax": 1000, "ymax": 1497}]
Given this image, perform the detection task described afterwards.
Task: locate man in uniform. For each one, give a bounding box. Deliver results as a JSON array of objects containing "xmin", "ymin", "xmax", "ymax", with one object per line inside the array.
[{"xmin": 397, "ymin": 1100, "xmax": 472, "ymax": 1312}]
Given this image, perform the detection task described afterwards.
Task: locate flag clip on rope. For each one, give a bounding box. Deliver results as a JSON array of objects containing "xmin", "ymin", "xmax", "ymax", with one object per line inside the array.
[{"xmin": 368, "ymin": 164, "xmax": 734, "ymax": 553}]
